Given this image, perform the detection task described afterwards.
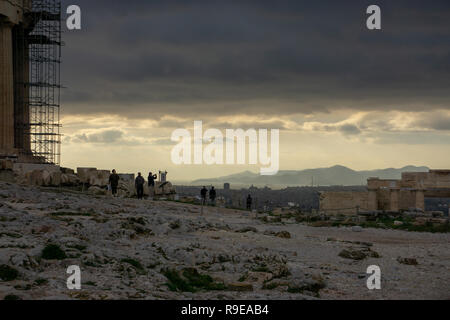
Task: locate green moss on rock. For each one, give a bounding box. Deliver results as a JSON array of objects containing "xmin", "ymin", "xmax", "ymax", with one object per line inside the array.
[
  {"xmin": 0, "ymin": 265, "xmax": 19, "ymax": 281},
  {"xmin": 42, "ymin": 244, "xmax": 67, "ymax": 260}
]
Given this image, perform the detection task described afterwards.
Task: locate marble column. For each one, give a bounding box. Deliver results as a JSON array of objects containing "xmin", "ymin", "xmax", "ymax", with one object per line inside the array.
[
  {"xmin": 368, "ymin": 188, "xmax": 378, "ymax": 211},
  {"xmin": 13, "ymin": 24, "xmax": 31, "ymax": 153},
  {"xmin": 414, "ymin": 189, "xmax": 425, "ymax": 212},
  {"xmin": 389, "ymin": 188, "xmax": 400, "ymax": 212},
  {"xmin": 0, "ymin": 20, "xmax": 16, "ymax": 155}
]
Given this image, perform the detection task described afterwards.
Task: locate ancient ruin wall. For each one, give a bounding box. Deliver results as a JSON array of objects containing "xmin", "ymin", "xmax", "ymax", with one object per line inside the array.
[
  {"xmin": 319, "ymin": 191, "xmax": 368, "ymax": 215},
  {"xmin": 401, "ymin": 170, "xmax": 450, "ymax": 189}
]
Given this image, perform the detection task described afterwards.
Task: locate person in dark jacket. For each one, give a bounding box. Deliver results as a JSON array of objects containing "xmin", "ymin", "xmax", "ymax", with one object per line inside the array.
[
  {"xmin": 135, "ymin": 172, "xmax": 145, "ymax": 199},
  {"xmin": 209, "ymin": 187, "xmax": 216, "ymax": 205},
  {"xmin": 147, "ymin": 172, "xmax": 157, "ymax": 197},
  {"xmin": 200, "ymin": 186, "xmax": 208, "ymax": 205},
  {"xmin": 148, "ymin": 172, "xmax": 157, "ymax": 187},
  {"xmin": 109, "ymin": 169, "xmax": 120, "ymax": 197},
  {"xmin": 246, "ymin": 194, "xmax": 252, "ymax": 210}
]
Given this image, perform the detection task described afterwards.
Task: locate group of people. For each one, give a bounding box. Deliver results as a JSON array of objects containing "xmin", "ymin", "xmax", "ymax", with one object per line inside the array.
[
  {"xmin": 135, "ymin": 172, "xmax": 159, "ymax": 199},
  {"xmin": 200, "ymin": 186, "xmax": 216, "ymax": 205},
  {"xmin": 200, "ymin": 186, "xmax": 253, "ymax": 211},
  {"xmin": 108, "ymin": 170, "xmax": 158, "ymax": 199},
  {"xmin": 109, "ymin": 170, "xmax": 254, "ymax": 210}
]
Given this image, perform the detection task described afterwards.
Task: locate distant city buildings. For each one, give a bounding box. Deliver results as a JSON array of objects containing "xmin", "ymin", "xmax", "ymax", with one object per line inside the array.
[{"xmin": 175, "ymin": 184, "xmax": 367, "ymax": 212}]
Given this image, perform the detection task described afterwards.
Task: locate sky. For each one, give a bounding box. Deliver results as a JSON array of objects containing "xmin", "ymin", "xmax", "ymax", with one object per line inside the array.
[{"xmin": 60, "ymin": 0, "xmax": 450, "ymax": 181}]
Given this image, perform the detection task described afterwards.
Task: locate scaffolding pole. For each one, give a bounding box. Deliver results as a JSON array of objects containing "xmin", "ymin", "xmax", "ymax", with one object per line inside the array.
[{"xmin": 24, "ymin": 0, "xmax": 62, "ymax": 165}]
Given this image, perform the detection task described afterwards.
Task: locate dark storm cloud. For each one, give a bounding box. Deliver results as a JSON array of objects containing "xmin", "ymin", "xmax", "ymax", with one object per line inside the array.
[
  {"xmin": 414, "ymin": 114, "xmax": 450, "ymax": 131},
  {"xmin": 338, "ymin": 124, "xmax": 362, "ymax": 136},
  {"xmin": 309, "ymin": 123, "xmax": 362, "ymax": 136},
  {"xmin": 61, "ymin": 0, "xmax": 450, "ymax": 118}
]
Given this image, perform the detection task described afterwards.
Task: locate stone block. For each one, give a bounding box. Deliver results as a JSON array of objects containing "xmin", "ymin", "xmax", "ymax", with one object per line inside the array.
[
  {"xmin": 42, "ymin": 170, "xmax": 51, "ymax": 186},
  {"xmin": 88, "ymin": 186, "xmax": 107, "ymax": 195},
  {"xmin": 89, "ymin": 170, "xmax": 111, "ymax": 187},
  {"xmin": 23, "ymin": 170, "xmax": 42, "ymax": 186},
  {"xmin": 319, "ymin": 191, "xmax": 368, "ymax": 215},
  {"xmin": 61, "ymin": 167, "xmax": 75, "ymax": 175},
  {"xmin": 0, "ymin": 159, "xmax": 13, "ymax": 170},
  {"xmin": 118, "ymin": 174, "xmax": 135, "ymax": 182},
  {"xmin": 50, "ymin": 171, "xmax": 61, "ymax": 186},
  {"xmin": 76, "ymin": 168, "xmax": 97, "ymax": 183},
  {"xmin": 61, "ymin": 173, "xmax": 80, "ymax": 186}
]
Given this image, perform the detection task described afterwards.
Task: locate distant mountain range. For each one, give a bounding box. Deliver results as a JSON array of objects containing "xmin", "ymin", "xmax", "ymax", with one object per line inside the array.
[{"xmin": 191, "ymin": 165, "xmax": 430, "ymax": 188}]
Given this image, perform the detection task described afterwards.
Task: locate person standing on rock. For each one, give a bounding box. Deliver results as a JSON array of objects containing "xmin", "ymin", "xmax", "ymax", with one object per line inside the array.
[
  {"xmin": 246, "ymin": 194, "xmax": 252, "ymax": 210},
  {"xmin": 135, "ymin": 172, "xmax": 145, "ymax": 200},
  {"xmin": 109, "ymin": 169, "xmax": 120, "ymax": 197},
  {"xmin": 148, "ymin": 172, "xmax": 157, "ymax": 188},
  {"xmin": 201, "ymin": 186, "xmax": 208, "ymax": 205},
  {"xmin": 209, "ymin": 186, "xmax": 217, "ymax": 206},
  {"xmin": 148, "ymin": 172, "xmax": 157, "ymax": 196}
]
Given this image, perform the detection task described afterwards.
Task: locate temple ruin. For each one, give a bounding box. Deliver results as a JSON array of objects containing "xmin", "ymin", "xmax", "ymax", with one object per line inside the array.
[
  {"xmin": 0, "ymin": 0, "xmax": 61, "ymax": 165},
  {"xmin": 320, "ymin": 170, "xmax": 450, "ymax": 215}
]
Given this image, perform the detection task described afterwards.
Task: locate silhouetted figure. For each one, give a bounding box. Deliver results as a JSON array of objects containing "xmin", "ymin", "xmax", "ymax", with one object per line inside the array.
[
  {"xmin": 200, "ymin": 186, "xmax": 208, "ymax": 205},
  {"xmin": 109, "ymin": 169, "xmax": 120, "ymax": 197},
  {"xmin": 209, "ymin": 187, "xmax": 216, "ymax": 205},
  {"xmin": 135, "ymin": 172, "xmax": 145, "ymax": 200},
  {"xmin": 246, "ymin": 194, "xmax": 252, "ymax": 210},
  {"xmin": 148, "ymin": 172, "xmax": 157, "ymax": 187}
]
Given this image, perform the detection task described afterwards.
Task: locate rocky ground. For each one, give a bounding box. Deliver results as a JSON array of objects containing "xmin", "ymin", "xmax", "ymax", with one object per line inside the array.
[{"xmin": 0, "ymin": 181, "xmax": 449, "ymax": 300}]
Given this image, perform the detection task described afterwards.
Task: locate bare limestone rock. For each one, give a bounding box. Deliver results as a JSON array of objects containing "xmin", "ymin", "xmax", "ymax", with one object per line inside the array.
[
  {"xmin": 61, "ymin": 167, "xmax": 75, "ymax": 175},
  {"xmin": 88, "ymin": 186, "xmax": 107, "ymax": 196},
  {"xmin": 227, "ymin": 282, "xmax": 253, "ymax": 292},
  {"xmin": 397, "ymin": 257, "xmax": 418, "ymax": 265},
  {"xmin": 0, "ymin": 180, "xmax": 448, "ymax": 300},
  {"xmin": 275, "ymin": 231, "xmax": 291, "ymax": 239}
]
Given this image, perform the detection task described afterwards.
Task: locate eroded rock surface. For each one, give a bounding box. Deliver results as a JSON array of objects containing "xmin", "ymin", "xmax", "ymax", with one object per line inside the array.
[{"xmin": 0, "ymin": 182, "xmax": 449, "ymax": 300}]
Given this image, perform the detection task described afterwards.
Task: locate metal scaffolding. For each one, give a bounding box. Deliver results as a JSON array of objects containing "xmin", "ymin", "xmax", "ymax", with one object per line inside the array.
[{"xmin": 27, "ymin": 0, "xmax": 62, "ymax": 165}]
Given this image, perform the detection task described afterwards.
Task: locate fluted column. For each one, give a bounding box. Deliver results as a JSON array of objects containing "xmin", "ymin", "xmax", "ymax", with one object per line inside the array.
[
  {"xmin": 368, "ymin": 188, "xmax": 378, "ymax": 211},
  {"xmin": 13, "ymin": 24, "xmax": 31, "ymax": 153},
  {"xmin": 389, "ymin": 188, "xmax": 400, "ymax": 212},
  {"xmin": 0, "ymin": 20, "xmax": 16, "ymax": 155},
  {"xmin": 414, "ymin": 189, "xmax": 425, "ymax": 212}
]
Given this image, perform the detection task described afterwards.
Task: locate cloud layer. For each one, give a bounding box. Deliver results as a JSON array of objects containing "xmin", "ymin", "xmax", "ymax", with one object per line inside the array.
[
  {"xmin": 62, "ymin": 0, "xmax": 450, "ymax": 119},
  {"xmin": 58, "ymin": 1, "xmax": 450, "ymax": 178}
]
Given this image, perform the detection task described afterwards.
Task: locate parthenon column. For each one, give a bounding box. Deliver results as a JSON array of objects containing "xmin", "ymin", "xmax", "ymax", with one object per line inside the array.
[
  {"xmin": 414, "ymin": 189, "xmax": 425, "ymax": 212},
  {"xmin": 368, "ymin": 188, "xmax": 378, "ymax": 211},
  {"xmin": 0, "ymin": 20, "xmax": 16, "ymax": 155},
  {"xmin": 13, "ymin": 24, "xmax": 31, "ymax": 153},
  {"xmin": 389, "ymin": 188, "xmax": 400, "ymax": 212}
]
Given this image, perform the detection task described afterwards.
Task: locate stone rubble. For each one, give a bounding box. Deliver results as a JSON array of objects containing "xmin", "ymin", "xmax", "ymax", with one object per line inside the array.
[{"xmin": 1, "ymin": 164, "xmax": 176, "ymax": 198}]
